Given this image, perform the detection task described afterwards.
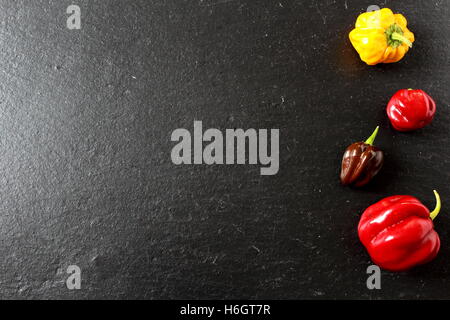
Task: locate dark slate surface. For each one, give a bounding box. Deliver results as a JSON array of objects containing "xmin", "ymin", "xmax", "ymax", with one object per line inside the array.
[{"xmin": 0, "ymin": 0, "xmax": 449, "ymax": 299}]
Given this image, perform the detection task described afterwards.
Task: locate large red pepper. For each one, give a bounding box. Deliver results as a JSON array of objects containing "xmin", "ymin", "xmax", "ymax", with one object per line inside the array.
[
  {"xmin": 386, "ymin": 89, "xmax": 436, "ymax": 131},
  {"xmin": 358, "ymin": 190, "xmax": 442, "ymax": 271}
]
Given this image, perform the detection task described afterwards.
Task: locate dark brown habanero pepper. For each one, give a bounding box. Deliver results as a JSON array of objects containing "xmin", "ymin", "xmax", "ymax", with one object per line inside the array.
[{"xmin": 340, "ymin": 127, "xmax": 384, "ymax": 187}]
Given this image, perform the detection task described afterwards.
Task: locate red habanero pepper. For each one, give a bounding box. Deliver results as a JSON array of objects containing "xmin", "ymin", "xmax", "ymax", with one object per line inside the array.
[
  {"xmin": 358, "ymin": 190, "xmax": 442, "ymax": 272},
  {"xmin": 386, "ymin": 89, "xmax": 436, "ymax": 131}
]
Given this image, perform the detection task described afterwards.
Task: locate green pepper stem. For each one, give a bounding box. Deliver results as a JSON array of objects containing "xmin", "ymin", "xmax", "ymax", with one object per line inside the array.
[
  {"xmin": 391, "ymin": 32, "xmax": 413, "ymax": 48},
  {"xmin": 430, "ymin": 190, "xmax": 441, "ymax": 221},
  {"xmin": 365, "ymin": 126, "xmax": 379, "ymax": 146}
]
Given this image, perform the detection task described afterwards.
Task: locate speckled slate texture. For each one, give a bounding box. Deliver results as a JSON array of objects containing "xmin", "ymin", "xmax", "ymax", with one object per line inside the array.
[{"xmin": 0, "ymin": 0, "xmax": 449, "ymax": 299}]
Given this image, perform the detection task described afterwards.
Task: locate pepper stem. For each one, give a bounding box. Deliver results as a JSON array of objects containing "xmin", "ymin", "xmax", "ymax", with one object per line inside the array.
[
  {"xmin": 430, "ymin": 190, "xmax": 441, "ymax": 220},
  {"xmin": 391, "ymin": 32, "xmax": 413, "ymax": 48},
  {"xmin": 365, "ymin": 126, "xmax": 379, "ymax": 146}
]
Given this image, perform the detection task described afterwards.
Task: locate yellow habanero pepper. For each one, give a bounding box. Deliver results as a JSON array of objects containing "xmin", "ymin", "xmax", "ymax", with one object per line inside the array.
[{"xmin": 349, "ymin": 8, "xmax": 415, "ymax": 65}]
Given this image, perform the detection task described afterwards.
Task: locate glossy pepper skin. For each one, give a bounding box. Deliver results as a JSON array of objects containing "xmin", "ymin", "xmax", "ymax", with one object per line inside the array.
[
  {"xmin": 358, "ymin": 191, "xmax": 442, "ymax": 272},
  {"xmin": 349, "ymin": 8, "xmax": 415, "ymax": 65},
  {"xmin": 387, "ymin": 89, "xmax": 436, "ymax": 132},
  {"xmin": 340, "ymin": 127, "xmax": 384, "ymax": 187}
]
